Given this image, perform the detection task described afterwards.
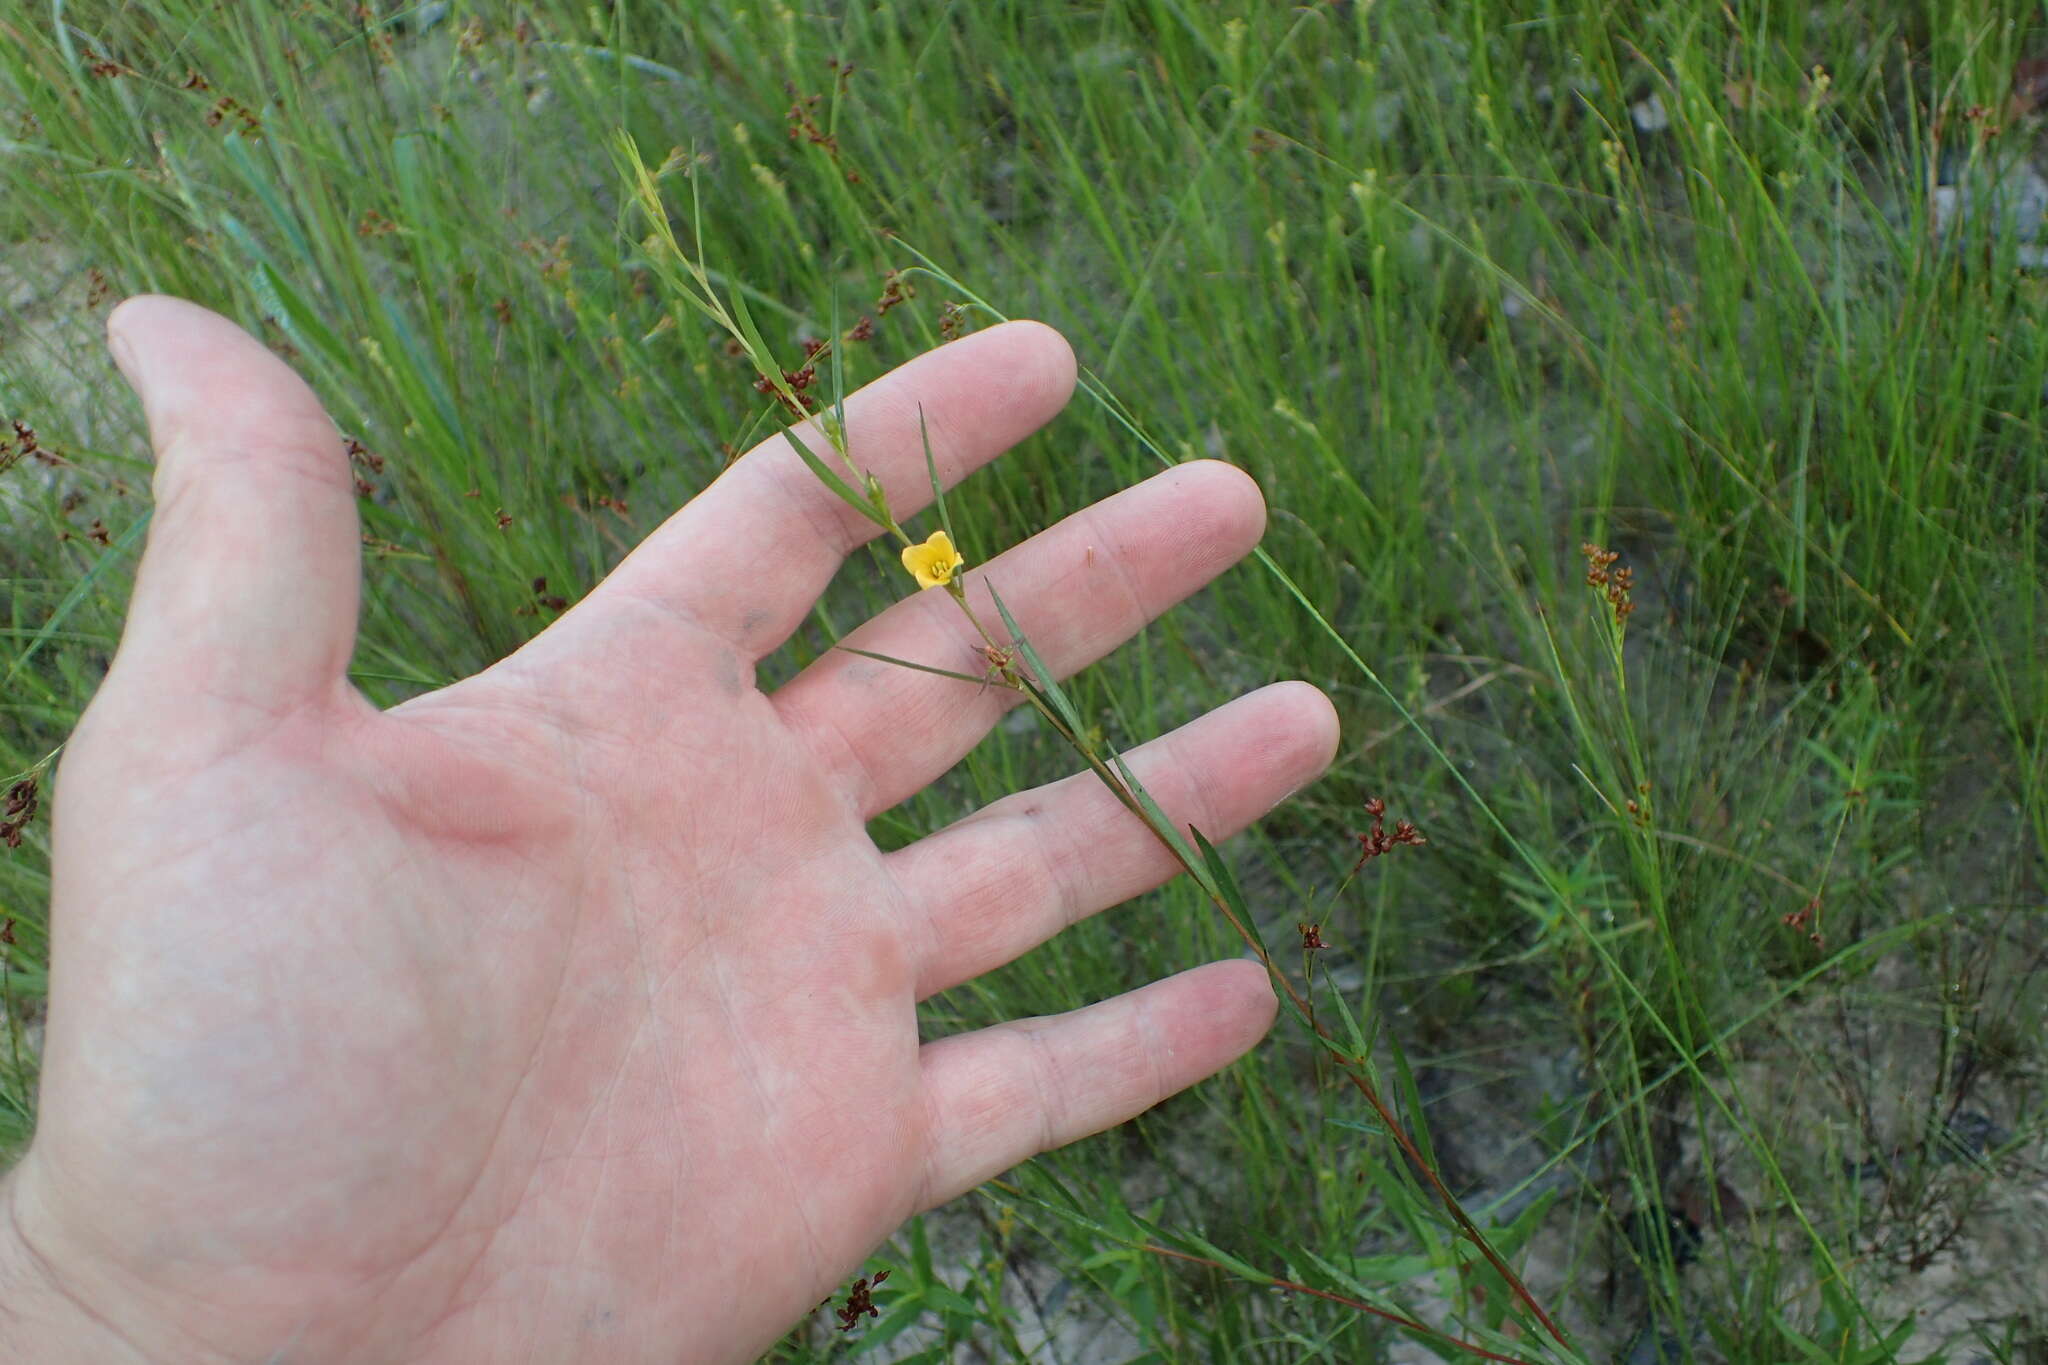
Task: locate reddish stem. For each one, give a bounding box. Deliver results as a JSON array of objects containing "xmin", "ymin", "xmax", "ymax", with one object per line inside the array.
[{"xmin": 1135, "ymin": 1243, "xmax": 1540, "ymax": 1365}]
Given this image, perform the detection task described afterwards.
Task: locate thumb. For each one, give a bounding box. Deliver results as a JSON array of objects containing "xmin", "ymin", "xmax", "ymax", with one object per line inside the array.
[{"xmin": 104, "ymin": 295, "xmax": 362, "ymax": 717}]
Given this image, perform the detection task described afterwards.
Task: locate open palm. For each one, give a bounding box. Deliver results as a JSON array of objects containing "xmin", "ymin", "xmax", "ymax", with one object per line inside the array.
[{"xmin": 4, "ymin": 297, "xmax": 1336, "ymax": 1363}]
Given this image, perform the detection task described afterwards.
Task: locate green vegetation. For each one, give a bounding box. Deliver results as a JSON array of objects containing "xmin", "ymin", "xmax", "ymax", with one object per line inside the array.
[{"xmin": 5, "ymin": 2, "xmax": 2047, "ymax": 1358}]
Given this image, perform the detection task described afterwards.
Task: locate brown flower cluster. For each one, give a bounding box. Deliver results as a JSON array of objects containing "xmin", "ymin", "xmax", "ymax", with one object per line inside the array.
[
  {"xmin": 1581, "ymin": 543, "xmax": 1635, "ymax": 624},
  {"xmin": 876, "ymin": 269, "xmax": 915, "ymax": 316},
  {"xmin": 54, "ymin": 511, "xmax": 110, "ymax": 546},
  {"xmin": 3, "ymin": 420, "xmax": 63, "ymax": 474},
  {"xmin": 1352, "ymin": 797, "xmax": 1426, "ymax": 872},
  {"xmin": 754, "ymin": 364, "xmax": 819, "ymax": 416},
  {"xmin": 785, "ymin": 59, "xmax": 860, "ymax": 181},
  {"xmin": 3, "ymin": 778, "xmax": 39, "ymax": 850},
  {"xmin": 447, "ymin": 14, "xmax": 538, "ymax": 54},
  {"xmin": 345, "ymin": 436, "xmax": 384, "ymax": 498},
  {"xmin": 834, "ymin": 1268, "xmax": 888, "ymax": 1330},
  {"xmin": 0, "ymin": 424, "xmax": 26, "ymax": 478},
  {"xmin": 732, "ymin": 304, "xmax": 882, "ymax": 413},
  {"xmin": 785, "ymin": 90, "xmax": 838, "ymax": 158},
  {"xmin": 516, "ymin": 576, "xmax": 568, "ymax": 617},
  {"xmin": 205, "ymin": 95, "xmax": 262, "ymax": 135},
  {"xmin": 517, "ymin": 235, "xmax": 571, "ymax": 285},
  {"xmin": 80, "ymin": 45, "xmax": 131, "ymax": 78},
  {"xmin": 1782, "ymin": 896, "xmax": 1824, "ymax": 948},
  {"xmin": 344, "ymin": 437, "xmax": 383, "ymax": 474}
]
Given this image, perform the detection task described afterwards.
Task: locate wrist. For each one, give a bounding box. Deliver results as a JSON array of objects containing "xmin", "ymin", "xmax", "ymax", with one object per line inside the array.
[{"xmin": 0, "ymin": 1164, "xmax": 152, "ymax": 1365}]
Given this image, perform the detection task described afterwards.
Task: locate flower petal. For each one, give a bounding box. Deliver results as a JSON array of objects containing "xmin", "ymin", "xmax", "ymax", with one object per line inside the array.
[{"xmin": 901, "ymin": 531, "xmax": 964, "ymax": 589}]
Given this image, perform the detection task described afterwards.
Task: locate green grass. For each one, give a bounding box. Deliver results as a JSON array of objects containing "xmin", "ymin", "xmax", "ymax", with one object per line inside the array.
[{"xmin": 6, "ymin": 1, "xmax": 2048, "ymax": 1359}]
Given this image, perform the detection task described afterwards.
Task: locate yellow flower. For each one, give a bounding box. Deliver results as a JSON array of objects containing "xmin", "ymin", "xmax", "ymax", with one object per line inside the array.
[{"xmin": 901, "ymin": 530, "xmax": 965, "ymax": 590}]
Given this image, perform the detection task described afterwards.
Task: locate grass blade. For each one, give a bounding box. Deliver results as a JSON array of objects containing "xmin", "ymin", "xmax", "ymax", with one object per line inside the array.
[{"xmin": 5, "ymin": 511, "xmax": 150, "ymax": 687}]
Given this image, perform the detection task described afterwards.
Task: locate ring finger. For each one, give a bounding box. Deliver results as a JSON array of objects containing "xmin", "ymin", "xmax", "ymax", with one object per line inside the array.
[{"xmin": 888, "ymin": 682, "xmax": 1338, "ymax": 1000}]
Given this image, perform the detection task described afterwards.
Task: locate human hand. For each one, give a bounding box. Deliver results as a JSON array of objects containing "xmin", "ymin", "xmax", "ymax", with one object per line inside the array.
[{"xmin": 0, "ymin": 296, "xmax": 1338, "ymax": 1363}]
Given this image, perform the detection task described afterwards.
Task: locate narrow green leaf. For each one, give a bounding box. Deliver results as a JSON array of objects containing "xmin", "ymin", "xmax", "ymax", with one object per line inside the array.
[
  {"xmin": 252, "ymin": 261, "xmax": 351, "ymax": 371},
  {"xmin": 219, "ymin": 137, "xmax": 315, "ymax": 267},
  {"xmin": 1009, "ymin": 676, "xmax": 1061, "ymax": 730},
  {"xmin": 1101, "ymin": 750, "xmax": 1191, "ymax": 858},
  {"xmin": 5, "ymin": 511, "xmax": 150, "ymax": 686},
  {"xmin": 1298, "ymin": 1245, "xmax": 1433, "ymax": 1293},
  {"xmin": 726, "ymin": 402, "xmax": 776, "ymax": 460},
  {"xmin": 835, "ymin": 645, "xmax": 990, "ymax": 687},
  {"xmin": 1764, "ymin": 1317, "xmax": 1831, "ymax": 1363},
  {"xmin": 847, "ymin": 1300, "xmax": 923, "ymax": 1354},
  {"xmin": 920, "ymin": 1286, "xmax": 976, "ymax": 1316},
  {"xmin": 1487, "ymin": 1187, "xmax": 1559, "ymax": 1261},
  {"xmin": 1385, "ymin": 1032, "xmax": 1440, "ymax": 1175},
  {"xmin": 1358, "ymin": 1157, "xmax": 1437, "ymax": 1246},
  {"xmin": 391, "ymin": 130, "xmax": 431, "ymax": 224},
  {"xmin": 347, "ymin": 668, "xmax": 455, "ymax": 688},
  {"xmin": 1318, "ymin": 959, "xmax": 1374, "ymax": 1058},
  {"xmin": 686, "ymin": 139, "xmax": 710, "ymax": 276},
  {"xmin": 1323, "ymin": 1116, "xmax": 1387, "ymax": 1138},
  {"xmin": 783, "ymin": 420, "xmax": 891, "ymax": 529},
  {"xmin": 1187, "ymin": 826, "xmax": 1248, "ymax": 917},
  {"xmin": 910, "ymin": 1212, "xmax": 934, "ymax": 1279},
  {"xmin": 375, "ymin": 292, "xmax": 464, "ymax": 447},
  {"xmin": 829, "ymin": 290, "xmax": 849, "ymax": 452},
  {"xmin": 1077, "ymin": 1248, "xmax": 1137, "ymax": 1272},
  {"xmin": 807, "ymin": 599, "xmax": 844, "ymax": 648},
  {"xmin": 1157, "ymin": 1227, "xmax": 1268, "ymax": 1283},
  {"xmin": 919, "ymin": 404, "xmax": 957, "ymax": 550},
  {"xmin": 724, "ymin": 283, "xmax": 777, "ymax": 380},
  {"xmin": 986, "ymin": 584, "xmax": 1082, "ymax": 732}
]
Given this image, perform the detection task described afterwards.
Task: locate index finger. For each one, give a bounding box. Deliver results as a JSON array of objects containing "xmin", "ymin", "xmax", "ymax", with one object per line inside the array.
[{"xmin": 586, "ymin": 320, "xmax": 1076, "ymax": 662}]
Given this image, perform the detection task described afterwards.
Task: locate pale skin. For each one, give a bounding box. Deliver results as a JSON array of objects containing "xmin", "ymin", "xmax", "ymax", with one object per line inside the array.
[{"xmin": 0, "ymin": 297, "xmax": 1339, "ymax": 1363}]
